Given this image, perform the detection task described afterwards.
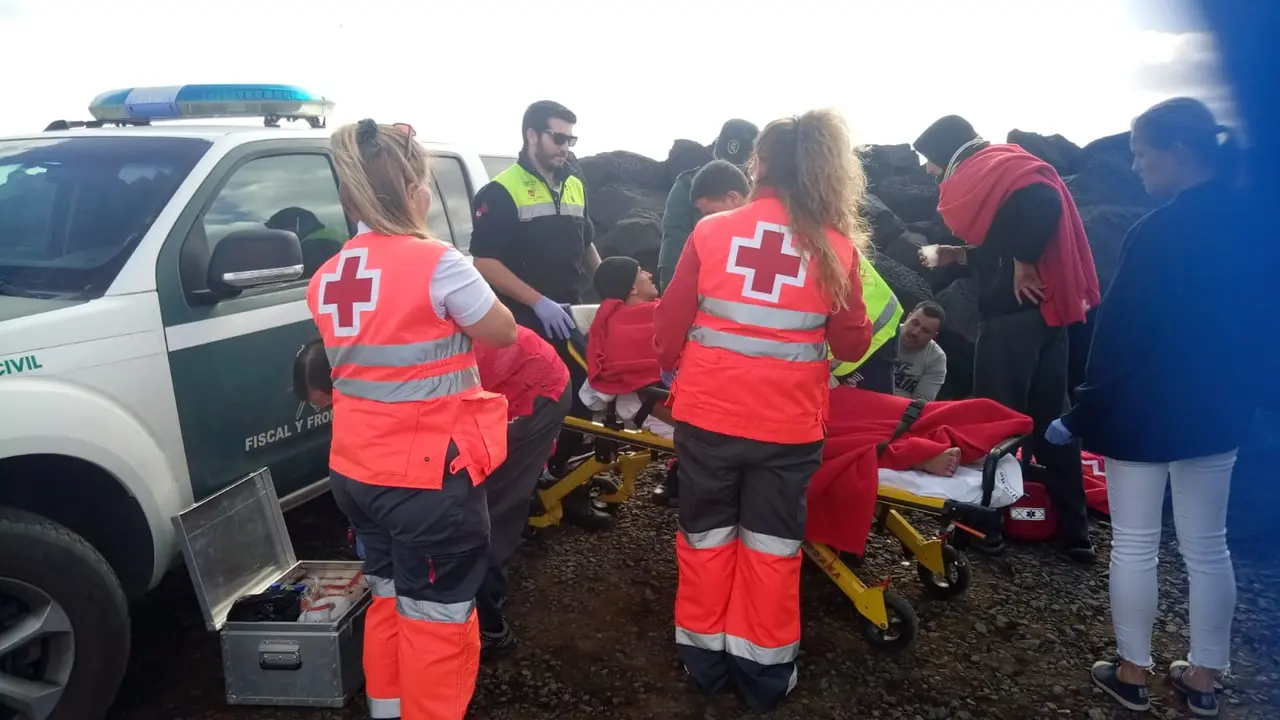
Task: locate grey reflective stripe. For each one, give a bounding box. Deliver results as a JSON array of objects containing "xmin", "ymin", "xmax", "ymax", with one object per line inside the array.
[
  {"xmin": 740, "ymin": 528, "xmax": 802, "ymax": 558},
  {"xmin": 681, "ymin": 525, "xmax": 738, "ymax": 550},
  {"xmin": 689, "ymin": 326, "xmax": 827, "ymax": 363},
  {"xmin": 396, "ymin": 597, "xmax": 475, "ymax": 623},
  {"xmin": 675, "ymin": 626, "xmax": 726, "ymax": 652},
  {"xmin": 517, "ymin": 201, "xmax": 585, "ymax": 220},
  {"xmin": 334, "ymin": 367, "xmax": 480, "ymax": 403},
  {"xmin": 327, "ymin": 334, "xmax": 472, "ymax": 368},
  {"xmin": 726, "ymin": 634, "xmax": 800, "ymax": 666},
  {"xmin": 517, "ymin": 202, "xmax": 557, "ymax": 220},
  {"xmin": 365, "ymin": 574, "xmax": 395, "ymax": 598},
  {"xmin": 872, "ymin": 293, "xmax": 902, "ymax": 333},
  {"xmin": 698, "ymin": 296, "xmax": 825, "ymax": 331},
  {"xmin": 367, "ymin": 696, "xmax": 401, "ymax": 719}
]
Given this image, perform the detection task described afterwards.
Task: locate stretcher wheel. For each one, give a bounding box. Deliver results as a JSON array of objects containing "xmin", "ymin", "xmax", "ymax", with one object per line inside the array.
[
  {"xmin": 916, "ymin": 545, "xmax": 972, "ymax": 599},
  {"xmin": 588, "ymin": 477, "xmax": 621, "ymax": 514},
  {"xmin": 859, "ymin": 592, "xmax": 918, "ymax": 652}
]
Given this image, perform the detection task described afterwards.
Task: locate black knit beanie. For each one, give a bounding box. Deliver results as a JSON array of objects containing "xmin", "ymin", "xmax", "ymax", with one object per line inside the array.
[
  {"xmin": 593, "ymin": 256, "xmax": 641, "ymax": 301},
  {"xmin": 913, "ymin": 115, "xmax": 979, "ymax": 168}
]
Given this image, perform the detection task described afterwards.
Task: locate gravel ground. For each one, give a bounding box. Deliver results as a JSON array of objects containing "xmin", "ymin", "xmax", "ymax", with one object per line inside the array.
[{"xmin": 107, "ymin": 465, "xmax": 1278, "ymax": 720}]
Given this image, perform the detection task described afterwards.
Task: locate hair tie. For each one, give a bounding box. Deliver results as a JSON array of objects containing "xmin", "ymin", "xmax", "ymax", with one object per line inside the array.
[{"xmin": 356, "ymin": 118, "xmax": 380, "ymax": 146}]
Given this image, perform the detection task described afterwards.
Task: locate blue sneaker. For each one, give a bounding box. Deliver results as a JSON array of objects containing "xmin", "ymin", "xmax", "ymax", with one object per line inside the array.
[
  {"xmin": 1168, "ymin": 660, "xmax": 1219, "ymax": 717},
  {"xmin": 1091, "ymin": 659, "xmax": 1150, "ymax": 712}
]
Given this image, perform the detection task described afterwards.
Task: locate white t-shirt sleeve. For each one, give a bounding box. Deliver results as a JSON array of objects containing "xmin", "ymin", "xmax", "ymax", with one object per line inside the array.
[{"xmin": 430, "ymin": 246, "xmax": 497, "ymax": 326}]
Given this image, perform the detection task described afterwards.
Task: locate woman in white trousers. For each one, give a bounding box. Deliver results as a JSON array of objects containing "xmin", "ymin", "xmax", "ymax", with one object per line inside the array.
[{"xmin": 1045, "ymin": 97, "xmax": 1250, "ymax": 718}]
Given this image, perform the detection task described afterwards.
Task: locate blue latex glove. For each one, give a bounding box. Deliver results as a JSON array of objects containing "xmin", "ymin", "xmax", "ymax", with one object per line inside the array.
[
  {"xmin": 532, "ymin": 296, "xmax": 576, "ymax": 340},
  {"xmin": 1045, "ymin": 418, "xmax": 1076, "ymax": 446},
  {"xmin": 661, "ymin": 370, "xmax": 676, "ymax": 388}
]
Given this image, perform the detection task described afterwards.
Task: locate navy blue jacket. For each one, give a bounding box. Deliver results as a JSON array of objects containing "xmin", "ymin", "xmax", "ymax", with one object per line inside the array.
[{"xmin": 1061, "ymin": 180, "xmax": 1255, "ymax": 463}]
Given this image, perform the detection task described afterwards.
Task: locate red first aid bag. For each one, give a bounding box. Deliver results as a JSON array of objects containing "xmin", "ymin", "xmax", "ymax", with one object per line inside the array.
[{"xmin": 1003, "ymin": 479, "xmax": 1059, "ymax": 541}]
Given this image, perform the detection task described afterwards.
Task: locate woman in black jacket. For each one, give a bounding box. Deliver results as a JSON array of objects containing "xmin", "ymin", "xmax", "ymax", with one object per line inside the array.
[{"xmin": 1046, "ymin": 97, "xmax": 1247, "ymax": 718}]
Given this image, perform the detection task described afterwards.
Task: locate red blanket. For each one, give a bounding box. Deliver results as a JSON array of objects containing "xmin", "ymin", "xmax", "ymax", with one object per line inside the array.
[
  {"xmin": 937, "ymin": 144, "xmax": 1101, "ymax": 327},
  {"xmin": 806, "ymin": 388, "xmax": 1033, "ymax": 555},
  {"xmin": 587, "ymin": 299, "xmax": 663, "ymax": 395}
]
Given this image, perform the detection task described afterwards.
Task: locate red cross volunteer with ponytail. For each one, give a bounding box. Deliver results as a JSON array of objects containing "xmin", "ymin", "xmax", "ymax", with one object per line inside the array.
[
  {"xmin": 654, "ymin": 109, "xmax": 875, "ymax": 712},
  {"xmin": 308, "ymin": 119, "xmax": 518, "ymax": 720}
]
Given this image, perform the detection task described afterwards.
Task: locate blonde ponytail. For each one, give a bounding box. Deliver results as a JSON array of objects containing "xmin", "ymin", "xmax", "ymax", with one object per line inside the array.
[
  {"xmin": 752, "ymin": 109, "xmax": 870, "ymax": 311},
  {"xmin": 331, "ymin": 119, "xmax": 433, "ymax": 238}
]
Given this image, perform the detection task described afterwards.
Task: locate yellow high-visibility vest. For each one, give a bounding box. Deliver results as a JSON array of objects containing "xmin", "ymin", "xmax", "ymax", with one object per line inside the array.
[
  {"xmin": 831, "ymin": 251, "xmax": 903, "ymax": 377},
  {"xmin": 491, "ymin": 163, "xmax": 586, "ymax": 219}
]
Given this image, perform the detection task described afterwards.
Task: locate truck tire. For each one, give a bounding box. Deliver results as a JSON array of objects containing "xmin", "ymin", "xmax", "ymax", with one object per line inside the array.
[{"xmin": 0, "ymin": 508, "xmax": 130, "ymax": 720}]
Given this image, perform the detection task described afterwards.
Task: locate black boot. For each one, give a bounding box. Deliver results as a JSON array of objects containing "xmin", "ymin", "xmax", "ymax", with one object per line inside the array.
[
  {"xmin": 651, "ymin": 460, "xmax": 679, "ymax": 506},
  {"xmin": 562, "ymin": 486, "xmax": 614, "ymax": 531},
  {"xmin": 480, "ymin": 618, "xmax": 517, "ymax": 662}
]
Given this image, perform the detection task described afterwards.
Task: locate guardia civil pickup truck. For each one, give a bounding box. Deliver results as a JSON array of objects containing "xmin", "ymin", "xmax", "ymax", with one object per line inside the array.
[{"xmin": 0, "ymin": 84, "xmax": 498, "ymax": 719}]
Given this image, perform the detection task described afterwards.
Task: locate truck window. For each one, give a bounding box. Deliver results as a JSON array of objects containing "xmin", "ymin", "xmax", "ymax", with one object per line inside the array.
[
  {"xmin": 432, "ymin": 156, "xmax": 474, "ymax": 255},
  {"xmin": 197, "ymin": 153, "xmax": 351, "ymax": 282},
  {"xmin": 426, "ymin": 173, "xmax": 453, "ymax": 246},
  {"xmin": 481, "ymin": 154, "xmax": 515, "ymax": 181},
  {"xmin": 0, "ymin": 136, "xmax": 209, "ymax": 299}
]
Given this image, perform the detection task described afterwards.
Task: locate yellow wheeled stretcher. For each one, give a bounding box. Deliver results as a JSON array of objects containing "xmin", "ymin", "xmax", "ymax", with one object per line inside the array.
[{"xmin": 532, "ymin": 305, "xmax": 1020, "ymax": 652}]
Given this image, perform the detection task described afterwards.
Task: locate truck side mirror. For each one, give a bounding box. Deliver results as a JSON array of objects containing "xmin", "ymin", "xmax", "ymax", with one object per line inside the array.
[{"xmin": 205, "ymin": 229, "xmax": 304, "ymax": 297}]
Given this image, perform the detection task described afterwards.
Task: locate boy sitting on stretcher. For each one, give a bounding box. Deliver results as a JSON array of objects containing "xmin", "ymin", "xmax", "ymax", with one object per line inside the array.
[{"xmin": 582, "ymin": 257, "xmax": 676, "ymax": 437}]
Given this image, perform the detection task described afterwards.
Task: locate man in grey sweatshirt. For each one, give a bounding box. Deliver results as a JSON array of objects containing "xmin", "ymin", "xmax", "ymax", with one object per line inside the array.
[{"xmin": 893, "ymin": 301, "xmax": 948, "ymax": 401}]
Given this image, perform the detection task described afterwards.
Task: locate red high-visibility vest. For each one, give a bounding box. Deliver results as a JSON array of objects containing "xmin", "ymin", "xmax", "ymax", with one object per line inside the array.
[
  {"xmin": 307, "ymin": 233, "xmax": 508, "ymax": 488},
  {"xmin": 671, "ymin": 197, "xmax": 855, "ymax": 444}
]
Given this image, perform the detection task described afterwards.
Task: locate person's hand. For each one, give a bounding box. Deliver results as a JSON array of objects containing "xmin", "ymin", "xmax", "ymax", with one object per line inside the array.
[
  {"xmin": 919, "ymin": 244, "xmax": 966, "ymax": 268},
  {"xmin": 661, "ymin": 370, "xmax": 676, "ymax": 387},
  {"xmin": 1045, "ymin": 418, "xmax": 1075, "ymax": 445},
  {"xmin": 1013, "ymin": 260, "xmax": 1046, "ymax": 305},
  {"xmin": 532, "ymin": 296, "xmax": 576, "ymax": 340}
]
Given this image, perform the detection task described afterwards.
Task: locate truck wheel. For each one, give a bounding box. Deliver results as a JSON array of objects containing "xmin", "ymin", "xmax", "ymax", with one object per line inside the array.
[{"xmin": 0, "ymin": 509, "xmax": 130, "ymax": 720}]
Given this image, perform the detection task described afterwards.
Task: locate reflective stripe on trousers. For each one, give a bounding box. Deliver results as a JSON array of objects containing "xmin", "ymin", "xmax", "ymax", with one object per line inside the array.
[
  {"xmin": 364, "ymin": 574, "xmax": 401, "ymax": 719},
  {"xmin": 397, "ymin": 597, "xmax": 477, "ymax": 623},
  {"xmin": 674, "ymin": 525, "xmax": 802, "ymax": 666},
  {"xmin": 516, "ymin": 201, "xmax": 585, "ymax": 220}
]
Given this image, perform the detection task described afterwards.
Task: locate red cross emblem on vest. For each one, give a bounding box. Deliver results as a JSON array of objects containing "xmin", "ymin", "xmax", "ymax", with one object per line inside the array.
[
  {"xmin": 727, "ymin": 221, "xmax": 807, "ymax": 303},
  {"xmin": 317, "ymin": 247, "xmax": 382, "ymax": 337}
]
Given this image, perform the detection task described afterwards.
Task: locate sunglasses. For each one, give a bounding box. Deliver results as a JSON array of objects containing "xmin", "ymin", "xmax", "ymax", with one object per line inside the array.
[
  {"xmin": 392, "ymin": 122, "xmax": 417, "ymax": 154},
  {"xmin": 542, "ymin": 130, "xmax": 578, "ymax": 148}
]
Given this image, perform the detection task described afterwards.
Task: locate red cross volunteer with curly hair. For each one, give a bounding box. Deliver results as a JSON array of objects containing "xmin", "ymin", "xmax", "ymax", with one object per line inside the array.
[
  {"xmin": 308, "ymin": 119, "xmax": 518, "ymax": 720},
  {"xmin": 654, "ymin": 109, "xmax": 875, "ymax": 712}
]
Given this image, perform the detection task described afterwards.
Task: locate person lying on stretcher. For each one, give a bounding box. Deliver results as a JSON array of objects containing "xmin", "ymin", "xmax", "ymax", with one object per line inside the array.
[
  {"xmin": 581, "ymin": 256, "xmax": 676, "ymax": 438},
  {"xmin": 807, "ymin": 385, "xmax": 1033, "ymax": 557}
]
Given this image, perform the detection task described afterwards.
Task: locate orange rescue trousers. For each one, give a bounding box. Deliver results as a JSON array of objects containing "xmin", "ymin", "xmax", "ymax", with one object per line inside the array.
[
  {"xmin": 331, "ymin": 446, "xmax": 490, "ymax": 720},
  {"xmin": 671, "ymin": 421, "xmax": 823, "ymax": 713}
]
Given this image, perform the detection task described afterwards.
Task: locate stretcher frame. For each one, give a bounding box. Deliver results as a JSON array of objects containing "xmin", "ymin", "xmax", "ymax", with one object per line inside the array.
[{"xmin": 532, "ymin": 305, "xmax": 1021, "ymax": 651}]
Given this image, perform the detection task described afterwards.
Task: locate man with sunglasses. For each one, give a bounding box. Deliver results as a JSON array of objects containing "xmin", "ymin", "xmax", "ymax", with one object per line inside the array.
[
  {"xmin": 472, "ymin": 101, "xmax": 610, "ymax": 524},
  {"xmin": 472, "ymin": 100, "xmax": 598, "ymax": 344}
]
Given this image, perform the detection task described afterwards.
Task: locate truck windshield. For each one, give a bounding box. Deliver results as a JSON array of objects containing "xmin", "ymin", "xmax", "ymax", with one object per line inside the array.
[{"xmin": 0, "ymin": 136, "xmax": 210, "ymax": 299}]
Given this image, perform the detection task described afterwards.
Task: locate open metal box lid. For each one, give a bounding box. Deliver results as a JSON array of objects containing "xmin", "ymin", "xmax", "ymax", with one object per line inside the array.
[{"xmin": 172, "ymin": 468, "xmax": 298, "ymax": 631}]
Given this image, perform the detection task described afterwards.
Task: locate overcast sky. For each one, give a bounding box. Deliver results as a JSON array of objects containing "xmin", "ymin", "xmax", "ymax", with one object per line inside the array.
[{"xmin": 0, "ymin": 0, "xmax": 1230, "ymax": 158}]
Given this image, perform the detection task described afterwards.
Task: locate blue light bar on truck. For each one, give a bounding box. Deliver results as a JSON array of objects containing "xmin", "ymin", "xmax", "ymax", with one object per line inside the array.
[{"xmin": 88, "ymin": 84, "xmax": 334, "ymax": 126}]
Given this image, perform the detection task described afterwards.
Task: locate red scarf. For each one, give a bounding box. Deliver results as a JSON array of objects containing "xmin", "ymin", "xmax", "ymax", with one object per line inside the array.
[
  {"xmin": 587, "ymin": 299, "xmax": 663, "ymax": 394},
  {"xmin": 938, "ymin": 145, "xmax": 1101, "ymax": 327}
]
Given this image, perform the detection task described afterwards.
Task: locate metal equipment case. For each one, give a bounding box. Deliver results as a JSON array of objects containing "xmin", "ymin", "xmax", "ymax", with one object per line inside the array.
[{"xmin": 173, "ymin": 468, "xmax": 370, "ymax": 707}]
